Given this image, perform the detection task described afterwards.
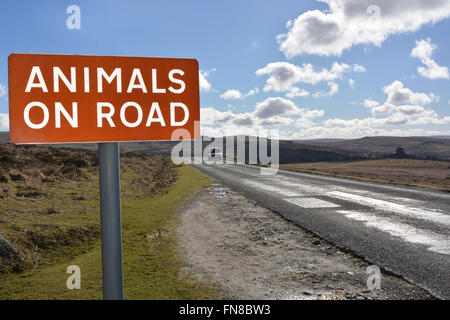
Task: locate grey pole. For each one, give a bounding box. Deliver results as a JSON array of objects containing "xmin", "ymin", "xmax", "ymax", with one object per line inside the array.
[{"xmin": 98, "ymin": 142, "xmax": 124, "ymax": 300}]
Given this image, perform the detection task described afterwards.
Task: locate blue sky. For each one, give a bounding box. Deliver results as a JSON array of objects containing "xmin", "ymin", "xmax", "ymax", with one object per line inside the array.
[{"xmin": 1, "ymin": 0, "xmax": 450, "ymax": 138}]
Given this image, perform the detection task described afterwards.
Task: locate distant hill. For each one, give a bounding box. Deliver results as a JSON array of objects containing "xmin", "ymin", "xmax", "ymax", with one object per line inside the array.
[
  {"xmin": 294, "ymin": 138, "xmax": 349, "ymax": 144},
  {"xmin": 2, "ymin": 131, "xmax": 449, "ymax": 161},
  {"xmin": 0, "ymin": 132, "xmax": 177, "ymax": 156},
  {"xmin": 121, "ymin": 137, "xmax": 363, "ymax": 164},
  {"xmin": 130, "ymin": 135, "xmax": 450, "ymax": 162},
  {"xmin": 275, "ymin": 139, "xmax": 359, "ymax": 163},
  {"xmin": 0, "ymin": 132, "xmax": 358, "ymax": 164},
  {"xmin": 296, "ymin": 136, "xmax": 450, "ymax": 160},
  {"xmin": 0, "ymin": 132, "xmax": 9, "ymax": 142}
]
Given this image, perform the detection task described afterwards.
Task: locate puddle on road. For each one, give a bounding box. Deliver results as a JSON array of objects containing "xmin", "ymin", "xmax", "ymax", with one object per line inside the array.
[{"xmin": 208, "ymin": 184, "xmax": 230, "ymax": 198}]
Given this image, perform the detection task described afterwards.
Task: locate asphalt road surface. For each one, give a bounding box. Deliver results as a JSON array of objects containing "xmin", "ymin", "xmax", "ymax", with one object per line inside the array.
[{"xmin": 195, "ymin": 163, "xmax": 450, "ymax": 299}]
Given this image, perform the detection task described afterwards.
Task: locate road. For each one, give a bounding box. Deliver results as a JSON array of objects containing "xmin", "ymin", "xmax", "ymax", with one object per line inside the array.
[{"xmin": 195, "ymin": 163, "xmax": 450, "ymax": 299}]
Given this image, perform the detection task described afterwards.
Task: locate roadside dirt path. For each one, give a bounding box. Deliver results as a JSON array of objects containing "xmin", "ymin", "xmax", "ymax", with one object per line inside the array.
[{"xmin": 177, "ymin": 183, "xmax": 433, "ymax": 300}]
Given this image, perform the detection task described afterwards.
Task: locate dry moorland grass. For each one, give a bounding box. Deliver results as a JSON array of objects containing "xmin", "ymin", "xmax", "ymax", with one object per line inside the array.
[
  {"xmin": 0, "ymin": 143, "xmax": 175, "ymax": 274},
  {"xmin": 0, "ymin": 143, "xmax": 220, "ymax": 299},
  {"xmin": 281, "ymin": 159, "xmax": 450, "ymax": 192}
]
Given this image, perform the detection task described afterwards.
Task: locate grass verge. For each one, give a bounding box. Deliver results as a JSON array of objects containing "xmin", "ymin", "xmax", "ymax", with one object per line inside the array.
[{"xmin": 0, "ymin": 165, "xmax": 220, "ymax": 299}]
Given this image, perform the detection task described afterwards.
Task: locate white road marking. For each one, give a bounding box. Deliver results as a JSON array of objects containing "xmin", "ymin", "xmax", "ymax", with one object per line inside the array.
[
  {"xmin": 223, "ymin": 165, "xmax": 261, "ymax": 177},
  {"xmin": 240, "ymin": 173, "xmax": 450, "ymax": 255},
  {"xmin": 277, "ymin": 176, "xmax": 426, "ymax": 205},
  {"xmin": 330, "ymin": 191, "xmax": 450, "ymax": 226},
  {"xmin": 328, "ymin": 186, "xmax": 425, "ymax": 206},
  {"xmin": 242, "ymin": 179, "xmax": 300, "ymax": 197},
  {"xmin": 284, "ymin": 197, "xmax": 340, "ymax": 208},
  {"xmin": 336, "ymin": 210, "xmax": 450, "ymax": 255},
  {"xmin": 278, "ymin": 167, "xmax": 450, "ymax": 199},
  {"xmin": 276, "ymin": 176, "xmax": 327, "ymax": 194},
  {"xmin": 208, "ymin": 165, "xmax": 450, "ymax": 261}
]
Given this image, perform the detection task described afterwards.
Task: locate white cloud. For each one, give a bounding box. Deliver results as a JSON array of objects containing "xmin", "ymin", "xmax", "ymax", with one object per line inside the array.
[
  {"xmin": 260, "ymin": 116, "xmax": 294, "ymax": 127},
  {"xmin": 303, "ymin": 109, "xmax": 325, "ymax": 119},
  {"xmin": 0, "ymin": 114, "xmax": 9, "ymax": 131},
  {"xmin": 220, "ymin": 88, "xmax": 259, "ymax": 100},
  {"xmin": 287, "ymin": 125, "xmax": 447, "ymax": 140},
  {"xmin": 200, "ymin": 97, "xmax": 325, "ymax": 135},
  {"xmin": 277, "ymin": 0, "xmax": 450, "ymax": 57},
  {"xmin": 200, "ymin": 109, "xmax": 265, "ymax": 138},
  {"xmin": 220, "ymin": 89, "xmax": 242, "ymax": 100},
  {"xmin": 364, "ymin": 99, "xmax": 380, "ymax": 108},
  {"xmin": 256, "ymin": 61, "xmax": 353, "ymax": 92},
  {"xmin": 201, "ymin": 98, "xmax": 450, "ymax": 138},
  {"xmin": 370, "ymin": 103, "xmax": 396, "ymax": 116},
  {"xmin": 285, "ymin": 80, "xmax": 448, "ymax": 138},
  {"xmin": 296, "ymin": 109, "xmax": 326, "ymax": 128},
  {"xmin": 245, "ymin": 87, "xmax": 259, "ymax": 98},
  {"xmin": 232, "ymin": 113, "xmax": 254, "ymax": 126},
  {"xmin": 363, "ymin": 99, "xmax": 379, "ymax": 108},
  {"xmin": 353, "ymin": 64, "xmax": 366, "ymax": 72},
  {"xmin": 327, "ymin": 82, "xmax": 339, "ymax": 96},
  {"xmin": 366, "ymin": 80, "xmax": 438, "ymax": 116},
  {"xmin": 411, "ymin": 38, "xmax": 449, "ymax": 79},
  {"xmin": 201, "ymin": 80, "xmax": 450, "ymax": 139},
  {"xmin": 382, "ymin": 80, "xmax": 437, "ymax": 106},
  {"xmin": 397, "ymin": 105, "xmax": 430, "ymax": 116},
  {"xmin": 313, "ymin": 82, "xmax": 339, "ymax": 97},
  {"xmin": 348, "ymin": 78, "xmax": 355, "ymax": 88},
  {"xmin": 286, "ymin": 87, "xmax": 310, "ymax": 98},
  {"xmin": 199, "ymin": 70, "xmax": 212, "ymax": 92},
  {"xmin": 0, "ymin": 83, "xmax": 6, "ymax": 97},
  {"xmin": 200, "ymin": 107, "xmax": 235, "ymax": 125},
  {"xmin": 0, "ymin": 85, "xmax": 8, "ymax": 131},
  {"xmin": 357, "ymin": 80, "xmax": 446, "ymax": 123},
  {"xmin": 254, "ymin": 97, "xmax": 301, "ymax": 119},
  {"xmin": 323, "ymin": 109, "xmax": 450, "ymax": 128}
]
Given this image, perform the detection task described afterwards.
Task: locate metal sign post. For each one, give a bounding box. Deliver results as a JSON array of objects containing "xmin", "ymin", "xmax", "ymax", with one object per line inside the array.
[{"xmin": 98, "ymin": 142, "xmax": 124, "ymax": 300}]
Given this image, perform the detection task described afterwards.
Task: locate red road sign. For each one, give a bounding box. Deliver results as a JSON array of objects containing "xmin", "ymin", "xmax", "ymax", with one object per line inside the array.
[{"xmin": 8, "ymin": 53, "xmax": 200, "ymax": 144}]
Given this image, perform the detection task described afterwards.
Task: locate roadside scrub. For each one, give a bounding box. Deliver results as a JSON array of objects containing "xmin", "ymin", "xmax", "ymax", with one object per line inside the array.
[{"xmin": 0, "ymin": 143, "xmax": 219, "ymax": 299}]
